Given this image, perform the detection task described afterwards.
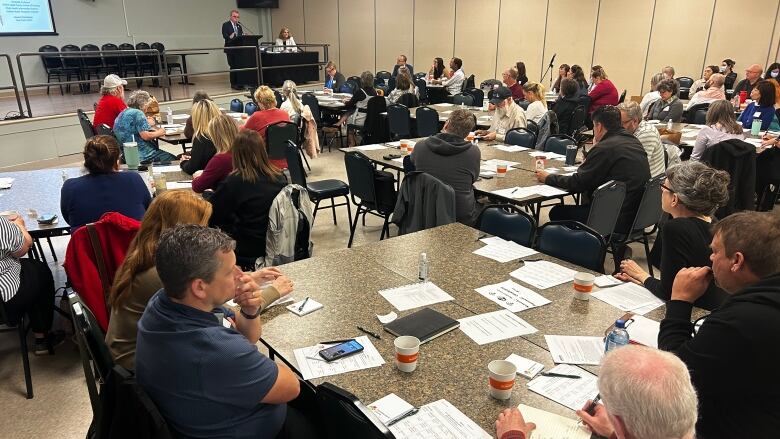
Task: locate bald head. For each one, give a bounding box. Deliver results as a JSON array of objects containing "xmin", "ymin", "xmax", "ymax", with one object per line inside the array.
[
  {"xmin": 746, "ymin": 64, "xmax": 763, "ymax": 82},
  {"xmin": 708, "ymin": 73, "xmax": 725, "ymax": 88},
  {"xmin": 599, "ymin": 346, "xmax": 698, "ymax": 439}
]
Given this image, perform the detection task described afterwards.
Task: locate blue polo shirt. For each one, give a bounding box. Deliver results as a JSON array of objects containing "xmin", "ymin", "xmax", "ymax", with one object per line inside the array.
[{"xmin": 136, "ymin": 290, "xmax": 285, "ymax": 439}]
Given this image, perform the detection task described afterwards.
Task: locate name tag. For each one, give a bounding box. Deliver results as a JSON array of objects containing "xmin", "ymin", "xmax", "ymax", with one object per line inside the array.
[
  {"xmin": 498, "ymin": 127, "xmax": 506, "ymax": 135},
  {"xmin": 663, "ymin": 106, "xmax": 670, "ymax": 112},
  {"xmin": 754, "ymin": 112, "xmax": 762, "ymax": 117}
]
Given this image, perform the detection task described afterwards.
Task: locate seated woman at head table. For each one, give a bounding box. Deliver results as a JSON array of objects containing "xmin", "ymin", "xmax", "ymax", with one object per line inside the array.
[{"xmin": 274, "ymin": 27, "xmax": 297, "ymax": 53}]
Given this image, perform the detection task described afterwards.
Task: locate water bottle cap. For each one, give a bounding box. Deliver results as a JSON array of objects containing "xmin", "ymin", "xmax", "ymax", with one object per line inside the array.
[{"xmin": 615, "ymin": 319, "xmax": 626, "ymax": 328}]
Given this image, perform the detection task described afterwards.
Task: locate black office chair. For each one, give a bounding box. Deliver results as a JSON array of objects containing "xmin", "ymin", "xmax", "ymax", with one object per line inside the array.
[
  {"xmin": 344, "ymin": 151, "xmax": 397, "ymax": 247},
  {"xmin": 415, "ymin": 79, "xmax": 429, "ymax": 105},
  {"xmin": 537, "ymin": 221, "xmax": 607, "ymax": 273},
  {"xmin": 375, "ymin": 70, "xmax": 392, "ymax": 80},
  {"xmin": 414, "ymin": 72, "xmax": 427, "ymax": 81},
  {"xmin": 516, "ymin": 99, "xmax": 530, "ymax": 110},
  {"xmin": 80, "ymin": 44, "xmax": 104, "ymax": 89},
  {"xmin": 387, "ymin": 103, "xmax": 411, "ymax": 140},
  {"xmin": 505, "ymin": 127, "xmax": 536, "ymax": 148},
  {"xmin": 286, "ymin": 141, "xmax": 352, "ymax": 226},
  {"xmin": 0, "ymin": 299, "xmax": 34, "ymax": 399},
  {"xmin": 480, "ymin": 79, "xmax": 502, "ymax": 90},
  {"xmin": 586, "ymin": 180, "xmax": 626, "ymax": 242},
  {"xmin": 386, "ymin": 76, "xmax": 396, "ymax": 92},
  {"xmin": 77, "ymin": 109, "xmax": 97, "ymax": 140},
  {"xmin": 452, "ymin": 93, "xmax": 474, "ymax": 106},
  {"xmin": 610, "ymin": 175, "xmax": 665, "ymax": 276},
  {"xmin": 465, "ymin": 88, "xmax": 484, "ymax": 107},
  {"xmin": 464, "ymin": 74, "xmax": 475, "ymax": 91},
  {"xmin": 684, "ymin": 103, "xmax": 710, "ymax": 123},
  {"xmin": 543, "ymin": 134, "xmax": 576, "ymax": 155},
  {"xmin": 39, "ymin": 45, "xmax": 66, "ymax": 95},
  {"xmin": 398, "ymin": 92, "xmax": 419, "ymax": 108},
  {"xmin": 618, "ymin": 89, "xmax": 627, "ymax": 104},
  {"xmin": 415, "ymin": 106, "xmax": 439, "ymax": 137},
  {"xmin": 118, "ymin": 43, "xmax": 141, "ymax": 87},
  {"xmin": 151, "ymin": 42, "xmax": 182, "ymax": 84},
  {"xmin": 266, "ymin": 121, "xmax": 298, "ymax": 167},
  {"xmin": 340, "ymin": 80, "xmax": 358, "ymax": 95},
  {"xmin": 316, "ymin": 382, "xmax": 394, "ymax": 439},
  {"xmin": 135, "ymin": 42, "xmax": 157, "ymax": 87},
  {"xmin": 526, "ymin": 120, "xmax": 539, "ymax": 138},
  {"xmin": 360, "ymin": 96, "xmax": 389, "ymax": 146},
  {"xmin": 476, "ymin": 204, "xmax": 537, "ymax": 247},
  {"xmin": 100, "ymin": 43, "xmax": 122, "ymax": 77},
  {"xmin": 60, "ymin": 44, "xmax": 84, "ymax": 93},
  {"xmin": 677, "ymin": 76, "xmax": 694, "ymax": 99},
  {"xmin": 570, "ymin": 105, "xmax": 588, "ymax": 138}
]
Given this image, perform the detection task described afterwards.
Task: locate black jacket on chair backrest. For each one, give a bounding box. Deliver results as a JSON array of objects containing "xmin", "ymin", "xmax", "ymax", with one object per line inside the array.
[
  {"xmin": 701, "ymin": 138, "xmax": 756, "ymax": 217},
  {"xmin": 362, "ymin": 96, "xmax": 389, "ymax": 145},
  {"xmin": 391, "ymin": 172, "xmax": 456, "ymax": 235}
]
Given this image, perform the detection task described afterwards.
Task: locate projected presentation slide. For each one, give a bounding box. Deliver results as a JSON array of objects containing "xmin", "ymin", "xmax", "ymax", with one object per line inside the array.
[{"xmin": 0, "ymin": 0, "xmax": 57, "ymax": 35}]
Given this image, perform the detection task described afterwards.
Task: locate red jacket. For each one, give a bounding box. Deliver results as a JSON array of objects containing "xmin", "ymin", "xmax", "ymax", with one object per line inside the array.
[
  {"xmin": 588, "ymin": 79, "xmax": 619, "ymax": 114},
  {"xmin": 243, "ymin": 108, "xmax": 290, "ymax": 169},
  {"xmin": 64, "ymin": 212, "xmax": 140, "ymax": 331}
]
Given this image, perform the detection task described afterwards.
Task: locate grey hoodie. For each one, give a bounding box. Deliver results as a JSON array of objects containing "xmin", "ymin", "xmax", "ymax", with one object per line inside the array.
[{"xmin": 411, "ymin": 132, "xmax": 481, "ymax": 225}]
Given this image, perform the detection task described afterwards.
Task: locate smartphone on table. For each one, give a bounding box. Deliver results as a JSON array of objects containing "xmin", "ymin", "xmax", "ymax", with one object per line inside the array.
[{"xmin": 318, "ymin": 340, "xmax": 364, "ymax": 362}]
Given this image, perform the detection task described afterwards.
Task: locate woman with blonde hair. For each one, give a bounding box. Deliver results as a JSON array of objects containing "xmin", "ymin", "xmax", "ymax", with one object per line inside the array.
[
  {"xmin": 244, "ymin": 85, "xmax": 291, "ymax": 168},
  {"xmin": 522, "ymin": 82, "xmax": 548, "ymax": 124},
  {"xmin": 279, "ymin": 80, "xmax": 319, "ymax": 159},
  {"xmin": 275, "ymin": 27, "xmax": 297, "ymax": 52},
  {"xmin": 180, "ymin": 99, "xmax": 221, "ymax": 175},
  {"xmin": 191, "ymin": 114, "xmax": 239, "ymax": 193},
  {"xmin": 208, "ymin": 130, "xmax": 287, "ymax": 270}
]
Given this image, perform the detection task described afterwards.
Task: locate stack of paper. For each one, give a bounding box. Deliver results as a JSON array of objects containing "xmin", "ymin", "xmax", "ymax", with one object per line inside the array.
[
  {"xmin": 474, "ymin": 279, "xmax": 550, "ymax": 312},
  {"xmin": 594, "ymin": 275, "xmax": 623, "ymax": 287},
  {"xmin": 0, "ymin": 177, "xmax": 15, "ymax": 189},
  {"xmin": 590, "ymin": 283, "xmax": 664, "ymax": 315},
  {"xmin": 625, "ymin": 314, "xmax": 660, "ymax": 348},
  {"xmin": 378, "ymin": 282, "xmax": 454, "ymax": 311},
  {"xmin": 368, "ymin": 393, "xmax": 415, "ymax": 425},
  {"xmin": 166, "ymin": 181, "xmax": 192, "ymax": 190},
  {"xmin": 151, "ymin": 165, "xmax": 182, "ymax": 173},
  {"xmin": 490, "ymin": 185, "xmax": 567, "ymax": 200},
  {"xmin": 527, "ymin": 364, "xmax": 599, "ymax": 411},
  {"xmin": 510, "ymin": 261, "xmax": 576, "ymax": 289},
  {"xmin": 458, "ymin": 309, "xmax": 537, "ymax": 345},
  {"xmin": 517, "ymin": 404, "xmax": 591, "ymax": 439},
  {"xmin": 354, "ymin": 144, "xmax": 389, "ymax": 151},
  {"xmin": 473, "ymin": 236, "xmax": 537, "ymax": 263},
  {"xmin": 292, "ymin": 336, "xmax": 385, "ymax": 380},
  {"xmin": 505, "ymin": 354, "xmax": 544, "ymax": 379},
  {"xmin": 544, "ymin": 335, "xmax": 604, "ymax": 365},
  {"xmin": 388, "ymin": 399, "xmax": 491, "ymax": 439}
]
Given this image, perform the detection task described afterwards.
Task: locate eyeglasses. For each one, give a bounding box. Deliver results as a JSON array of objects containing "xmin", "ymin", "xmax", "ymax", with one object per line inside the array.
[{"xmin": 660, "ymin": 183, "xmax": 675, "ymax": 193}]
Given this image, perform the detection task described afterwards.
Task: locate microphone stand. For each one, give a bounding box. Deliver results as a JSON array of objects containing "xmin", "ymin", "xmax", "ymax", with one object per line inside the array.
[
  {"xmin": 540, "ymin": 53, "xmax": 556, "ymax": 89},
  {"xmin": 237, "ymin": 21, "xmax": 259, "ymax": 37}
]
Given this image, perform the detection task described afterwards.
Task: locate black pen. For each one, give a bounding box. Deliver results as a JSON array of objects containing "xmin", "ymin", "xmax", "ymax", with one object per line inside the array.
[
  {"xmin": 298, "ymin": 296, "xmax": 310, "ymax": 312},
  {"xmin": 541, "ymin": 372, "xmax": 581, "ymax": 379},
  {"xmin": 387, "ymin": 408, "xmax": 419, "ymax": 426},
  {"xmin": 356, "ymin": 326, "xmax": 381, "ymax": 339},
  {"xmin": 520, "ymin": 258, "xmax": 543, "ymax": 264},
  {"xmin": 578, "ymin": 394, "xmax": 601, "ymax": 426},
  {"xmin": 319, "ymin": 339, "xmax": 354, "ymax": 345}
]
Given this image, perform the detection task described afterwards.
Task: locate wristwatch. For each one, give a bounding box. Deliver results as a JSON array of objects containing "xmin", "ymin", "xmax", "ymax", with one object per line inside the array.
[{"xmin": 240, "ymin": 307, "xmax": 261, "ymax": 319}]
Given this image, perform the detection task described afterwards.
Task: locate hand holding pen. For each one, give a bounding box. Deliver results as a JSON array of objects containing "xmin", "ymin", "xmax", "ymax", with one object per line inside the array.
[{"xmin": 576, "ymin": 395, "xmax": 615, "ymax": 437}]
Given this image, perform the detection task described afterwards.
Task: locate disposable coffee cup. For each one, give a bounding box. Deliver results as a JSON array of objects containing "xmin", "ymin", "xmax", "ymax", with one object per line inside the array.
[
  {"xmin": 488, "ymin": 359, "xmax": 517, "ymax": 400},
  {"xmin": 123, "ymin": 142, "xmax": 140, "ymax": 170},
  {"xmin": 573, "ymin": 272, "xmax": 596, "ymax": 301},
  {"xmin": 565, "ymin": 145, "xmax": 578, "ymax": 166},
  {"xmin": 496, "ymin": 163, "xmax": 508, "ymax": 177},
  {"xmin": 394, "ymin": 336, "xmax": 420, "ymax": 372},
  {"xmin": 406, "ymin": 142, "xmax": 415, "ymax": 155},
  {"xmin": 400, "ymin": 140, "xmax": 410, "ymax": 155},
  {"xmin": 534, "ymin": 156, "xmax": 547, "ymax": 170},
  {"xmin": 466, "ymin": 132, "xmax": 475, "ymax": 142}
]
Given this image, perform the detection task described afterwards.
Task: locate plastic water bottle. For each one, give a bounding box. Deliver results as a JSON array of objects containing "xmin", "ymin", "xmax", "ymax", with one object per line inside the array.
[
  {"xmin": 166, "ymin": 106, "xmax": 173, "ymax": 125},
  {"xmin": 751, "ymin": 113, "xmax": 762, "ymax": 136},
  {"xmin": 418, "ymin": 253, "xmax": 429, "ymax": 282},
  {"xmin": 666, "ymin": 118, "xmax": 673, "ymax": 131},
  {"xmin": 605, "ymin": 319, "xmax": 630, "ymax": 352}
]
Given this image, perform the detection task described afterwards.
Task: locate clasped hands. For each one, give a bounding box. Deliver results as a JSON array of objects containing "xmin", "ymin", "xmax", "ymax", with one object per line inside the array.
[{"xmin": 233, "ymin": 267, "xmax": 294, "ymax": 316}]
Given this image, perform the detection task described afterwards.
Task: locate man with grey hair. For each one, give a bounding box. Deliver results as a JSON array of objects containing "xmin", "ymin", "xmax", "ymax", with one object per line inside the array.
[
  {"xmin": 640, "ymin": 72, "xmax": 666, "ymax": 117},
  {"xmin": 136, "ymin": 225, "xmax": 313, "ymax": 438},
  {"xmin": 113, "ymin": 89, "xmax": 177, "ymax": 163},
  {"xmin": 93, "ymin": 74, "xmax": 127, "ymax": 129},
  {"xmin": 410, "ymin": 109, "xmax": 481, "ymax": 225},
  {"xmin": 495, "ymin": 345, "xmax": 698, "ymax": 439},
  {"xmin": 618, "ymin": 101, "xmax": 665, "ymax": 177},
  {"xmin": 476, "ymin": 86, "xmax": 527, "ymax": 142},
  {"xmin": 660, "ymin": 211, "xmax": 780, "ymax": 437}
]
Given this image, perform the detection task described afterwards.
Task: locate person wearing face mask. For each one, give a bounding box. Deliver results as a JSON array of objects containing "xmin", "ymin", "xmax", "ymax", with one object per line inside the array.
[
  {"xmin": 720, "ymin": 58, "xmax": 737, "ymax": 90},
  {"xmin": 732, "ymin": 63, "xmax": 763, "ymax": 97},
  {"xmin": 763, "ymin": 62, "xmax": 780, "ymax": 106},
  {"xmin": 690, "ymin": 65, "xmax": 720, "ymax": 95},
  {"xmin": 475, "ymin": 86, "xmax": 527, "ymax": 142}
]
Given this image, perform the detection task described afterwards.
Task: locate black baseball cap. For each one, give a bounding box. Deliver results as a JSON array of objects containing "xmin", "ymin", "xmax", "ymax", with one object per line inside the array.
[{"xmin": 490, "ymin": 86, "xmax": 512, "ymax": 104}]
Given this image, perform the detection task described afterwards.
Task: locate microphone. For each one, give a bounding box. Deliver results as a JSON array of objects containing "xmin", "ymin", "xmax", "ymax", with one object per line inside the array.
[
  {"xmin": 236, "ymin": 21, "xmax": 255, "ymax": 36},
  {"xmin": 549, "ymin": 53, "xmax": 556, "ymax": 68}
]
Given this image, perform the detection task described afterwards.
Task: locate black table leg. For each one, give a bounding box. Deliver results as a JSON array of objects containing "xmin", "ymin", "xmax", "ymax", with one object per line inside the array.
[{"xmin": 179, "ymin": 54, "xmax": 195, "ymax": 85}]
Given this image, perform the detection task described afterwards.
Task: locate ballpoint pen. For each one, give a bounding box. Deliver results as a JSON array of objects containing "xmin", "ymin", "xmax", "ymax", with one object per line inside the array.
[
  {"xmin": 578, "ymin": 394, "xmax": 602, "ymax": 426},
  {"xmin": 540, "ymin": 372, "xmax": 581, "ymax": 379},
  {"xmin": 319, "ymin": 339, "xmax": 354, "ymax": 345},
  {"xmin": 356, "ymin": 326, "xmax": 381, "ymax": 339},
  {"xmin": 298, "ymin": 297, "xmax": 310, "ymax": 312},
  {"xmin": 387, "ymin": 408, "xmax": 419, "ymax": 426}
]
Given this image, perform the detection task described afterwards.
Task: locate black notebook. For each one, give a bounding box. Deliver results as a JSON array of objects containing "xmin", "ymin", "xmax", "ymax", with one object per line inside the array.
[{"xmin": 384, "ymin": 307, "xmax": 460, "ymax": 344}]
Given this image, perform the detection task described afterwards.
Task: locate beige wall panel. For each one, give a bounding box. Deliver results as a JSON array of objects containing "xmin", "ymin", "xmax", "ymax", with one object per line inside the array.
[
  {"xmin": 338, "ymin": 0, "xmax": 377, "ymax": 76},
  {"xmin": 271, "ymin": 0, "xmax": 306, "ymax": 42},
  {"xmin": 496, "ymin": 0, "xmax": 548, "ymax": 81},
  {"xmin": 770, "ymin": 13, "xmax": 780, "ymax": 65},
  {"xmin": 593, "ymin": 0, "xmax": 654, "ymax": 98},
  {"xmin": 543, "ymin": 0, "xmax": 598, "ymax": 87},
  {"xmin": 644, "ymin": 0, "xmax": 714, "ymax": 93},
  {"xmin": 304, "ymin": 0, "xmax": 340, "ymax": 81},
  {"xmin": 376, "ymin": 0, "xmax": 414, "ymax": 73},
  {"xmin": 707, "ymin": 0, "xmax": 779, "ymax": 75},
  {"xmin": 414, "ymin": 0, "xmax": 456, "ymax": 77},
  {"xmin": 454, "ymin": 0, "xmax": 501, "ymax": 84}
]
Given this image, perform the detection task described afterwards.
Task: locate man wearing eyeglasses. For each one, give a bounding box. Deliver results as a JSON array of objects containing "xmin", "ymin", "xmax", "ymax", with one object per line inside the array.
[
  {"xmin": 732, "ymin": 63, "xmax": 763, "ymax": 97},
  {"xmin": 222, "ymin": 10, "xmax": 244, "ymax": 90}
]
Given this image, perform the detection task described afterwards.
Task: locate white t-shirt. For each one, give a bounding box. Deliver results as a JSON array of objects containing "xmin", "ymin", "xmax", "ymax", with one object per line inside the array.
[{"xmin": 525, "ymin": 100, "xmax": 546, "ymax": 124}]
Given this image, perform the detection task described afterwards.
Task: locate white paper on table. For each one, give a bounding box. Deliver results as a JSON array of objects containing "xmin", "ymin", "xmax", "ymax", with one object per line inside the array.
[
  {"xmin": 483, "ymin": 158, "xmax": 520, "ymax": 168},
  {"xmin": 527, "ymin": 364, "xmax": 599, "ymax": 411},
  {"xmin": 390, "ymin": 157, "xmax": 405, "ymax": 163},
  {"xmin": 480, "ymin": 163, "xmax": 516, "ymax": 173},
  {"xmin": 590, "ymin": 283, "xmax": 664, "ymax": 315},
  {"xmin": 530, "ymin": 185, "xmax": 568, "ymax": 197},
  {"xmin": 744, "ymin": 138, "xmax": 765, "ymax": 147},
  {"xmin": 506, "ymin": 354, "xmax": 544, "ymax": 379},
  {"xmin": 386, "ymin": 141, "xmax": 402, "ymax": 147},
  {"xmin": 0, "ymin": 177, "xmax": 14, "ymax": 189},
  {"xmin": 292, "ymin": 336, "xmax": 385, "ymax": 380},
  {"xmin": 475, "ymin": 279, "xmax": 550, "ymax": 312},
  {"xmin": 458, "ymin": 310, "xmax": 537, "ymax": 345},
  {"xmin": 544, "ymin": 335, "xmax": 605, "ymax": 365},
  {"xmin": 562, "ymin": 166, "xmax": 579, "ymax": 172},
  {"xmin": 355, "ymin": 144, "xmax": 389, "ymax": 151},
  {"xmin": 545, "ymin": 168, "xmax": 560, "ymax": 173},
  {"xmin": 166, "ymin": 181, "xmax": 192, "ymax": 190},
  {"xmin": 376, "ymin": 311, "xmax": 398, "ymax": 324},
  {"xmin": 171, "ymin": 114, "xmax": 189, "ymax": 121},
  {"xmin": 517, "ymin": 404, "xmax": 591, "ymax": 439},
  {"xmin": 266, "ymin": 296, "xmax": 295, "ymax": 309},
  {"xmin": 473, "ymin": 237, "xmax": 537, "ymax": 263},
  {"xmin": 378, "ymin": 281, "xmax": 454, "ymax": 311},
  {"xmin": 594, "ymin": 275, "xmax": 623, "ymax": 287},
  {"xmin": 389, "ymin": 399, "xmax": 491, "ymax": 439},
  {"xmin": 491, "ymin": 186, "xmax": 540, "ymax": 200},
  {"xmin": 368, "ymin": 393, "xmax": 415, "ymax": 425},
  {"xmin": 493, "ymin": 144, "xmax": 529, "ymax": 152},
  {"xmin": 437, "ymin": 103, "xmax": 454, "ymax": 107},
  {"xmin": 625, "ymin": 315, "xmax": 660, "ymax": 348},
  {"xmin": 510, "ymin": 261, "xmax": 577, "ymax": 289},
  {"xmin": 152, "ymin": 165, "xmax": 182, "ymax": 173}
]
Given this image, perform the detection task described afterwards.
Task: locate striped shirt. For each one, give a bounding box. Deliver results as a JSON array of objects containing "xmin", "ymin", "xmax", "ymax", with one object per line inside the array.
[
  {"xmin": 0, "ymin": 217, "xmax": 24, "ymax": 302},
  {"xmin": 633, "ymin": 120, "xmax": 666, "ymax": 177}
]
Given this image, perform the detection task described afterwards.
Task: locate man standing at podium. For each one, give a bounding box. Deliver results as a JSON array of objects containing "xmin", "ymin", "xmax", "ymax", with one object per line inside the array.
[{"xmin": 222, "ymin": 9, "xmax": 244, "ymax": 90}]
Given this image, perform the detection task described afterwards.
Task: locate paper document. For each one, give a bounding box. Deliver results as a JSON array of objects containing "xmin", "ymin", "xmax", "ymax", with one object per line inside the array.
[
  {"xmin": 293, "ymin": 336, "xmax": 385, "ymax": 380},
  {"xmin": 473, "ymin": 236, "xmax": 537, "ymax": 263},
  {"xmin": 483, "ymin": 158, "xmax": 520, "ymax": 168},
  {"xmin": 391, "ymin": 157, "xmax": 405, "ymax": 163},
  {"xmin": 378, "ymin": 282, "xmax": 454, "ymax": 311},
  {"xmin": 490, "ymin": 186, "xmax": 540, "ymax": 200},
  {"xmin": 386, "ymin": 141, "xmax": 402, "ymax": 147},
  {"xmin": 562, "ymin": 166, "xmax": 579, "ymax": 172},
  {"xmin": 369, "ymin": 393, "xmax": 415, "ymax": 425},
  {"xmin": 505, "ymin": 354, "xmax": 544, "ymax": 379},
  {"xmin": 458, "ymin": 310, "xmax": 537, "ymax": 345},
  {"xmin": 475, "ymin": 280, "xmax": 550, "ymax": 312},
  {"xmin": 494, "ymin": 144, "xmax": 529, "ymax": 152},
  {"xmin": 389, "ymin": 399, "xmax": 491, "ymax": 439},
  {"xmin": 527, "ymin": 364, "xmax": 599, "ymax": 411},
  {"xmin": 517, "ymin": 404, "xmax": 591, "ymax": 439},
  {"xmin": 510, "ymin": 261, "xmax": 577, "ymax": 289},
  {"xmin": 590, "ymin": 282, "xmax": 664, "ymax": 315},
  {"xmin": 355, "ymin": 144, "xmax": 390, "ymax": 151},
  {"xmin": 0, "ymin": 177, "xmax": 15, "ymax": 189},
  {"xmin": 166, "ymin": 181, "xmax": 192, "ymax": 190},
  {"xmin": 544, "ymin": 335, "xmax": 604, "ymax": 365},
  {"xmin": 530, "ymin": 185, "xmax": 568, "ymax": 197},
  {"xmin": 151, "ymin": 165, "xmax": 182, "ymax": 173},
  {"xmin": 625, "ymin": 314, "xmax": 660, "ymax": 348},
  {"xmin": 266, "ymin": 296, "xmax": 294, "ymax": 309},
  {"xmin": 594, "ymin": 275, "xmax": 623, "ymax": 287}
]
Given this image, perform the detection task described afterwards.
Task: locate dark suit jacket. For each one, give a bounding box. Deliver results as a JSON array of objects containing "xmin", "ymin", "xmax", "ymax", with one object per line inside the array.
[
  {"xmin": 222, "ymin": 20, "xmax": 243, "ymax": 46},
  {"xmin": 392, "ymin": 64, "xmax": 414, "ymax": 78}
]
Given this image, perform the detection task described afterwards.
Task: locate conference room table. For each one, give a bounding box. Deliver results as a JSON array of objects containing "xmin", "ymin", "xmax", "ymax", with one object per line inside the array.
[
  {"xmin": 407, "ymin": 103, "xmax": 493, "ymax": 128},
  {"xmin": 257, "ymin": 222, "xmax": 708, "ymax": 436},
  {"xmin": 297, "ymin": 90, "xmax": 350, "ymax": 110}
]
